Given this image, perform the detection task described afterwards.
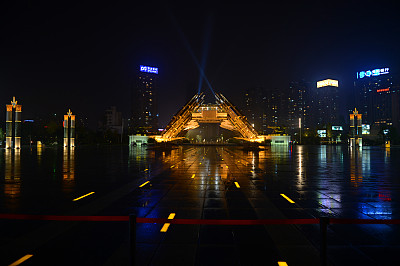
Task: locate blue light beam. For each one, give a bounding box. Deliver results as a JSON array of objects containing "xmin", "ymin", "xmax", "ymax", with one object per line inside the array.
[{"xmin": 166, "ymin": 8, "xmax": 215, "ymax": 97}]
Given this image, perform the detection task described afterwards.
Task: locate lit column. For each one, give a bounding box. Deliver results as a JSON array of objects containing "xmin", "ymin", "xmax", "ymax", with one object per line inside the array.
[
  {"xmin": 63, "ymin": 109, "xmax": 75, "ymax": 149},
  {"xmin": 63, "ymin": 114, "xmax": 69, "ymax": 148},
  {"xmin": 6, "ymin": 105, "xmax": 13, "ymax": 149},
  {"xmin": 70, "ymin": 114, "xmax": 75, "ymax": 148},
  {"xmin": 15, "ymin": 104, "xmax": 22, "ymax": 149},
  {"xmin": 299, "ymin": 117, "xmax": 302, "ymax": 144},
  {"xmin": 5, "ymin": 97, "xmax": 22, "ymax": 149},
  {"xmin": 349, "ymin": 108, "xmax": 362, "ymax": 147},
  {"xmin": 356, "ymin": 111, "xmax": 362, "ymax": 147}
]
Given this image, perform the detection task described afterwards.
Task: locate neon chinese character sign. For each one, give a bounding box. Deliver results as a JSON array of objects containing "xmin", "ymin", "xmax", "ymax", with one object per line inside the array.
[
  {"xmin": 140, "ymin": 65, "xmax": 158, "ymax": 74},
  {"xmin": 357, "ymin": 68, "xmax": 389, "ymax": 79}
]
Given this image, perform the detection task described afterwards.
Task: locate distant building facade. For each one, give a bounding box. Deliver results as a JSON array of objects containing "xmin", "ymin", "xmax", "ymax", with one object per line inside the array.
[
  {"xmin": 354, "ymin": 67, "xmax": 400, "ymax": 127},
  {"xmin": 243, "ymin": 87, "xmax": 294, "ymax": 134},
  {"xmin": 130, "ymin": 65, "xmax": 159, "ymax": 134},
  {"xmin": 104, "ymin": 106, "xmax": 122, "ymax": 134},
  {"xmin": 243, "ymin": 87, "xmax": 267, "ymax": 134},
  {"xmin": 315, "ymin": 79, "xmax": 339, "ymax": 127},
  {"xmin": 287, "ymin": 81, "xmax": 312, "ymax": 130}
]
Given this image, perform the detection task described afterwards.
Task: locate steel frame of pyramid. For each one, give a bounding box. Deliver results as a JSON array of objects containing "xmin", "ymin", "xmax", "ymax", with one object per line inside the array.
[{"xmin": 154, "ymin": 92, "xmax": 268, "ymax": 143}]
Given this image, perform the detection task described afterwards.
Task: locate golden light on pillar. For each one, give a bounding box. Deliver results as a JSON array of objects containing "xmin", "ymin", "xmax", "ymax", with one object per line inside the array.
[
  {"xmin": 349, "ymin": 108, "xmax": 362, "ymax": 147},
  {"xmin": 6, "ymin": 97, "xmax": 22, "ymax": 149},
  {"xmin": 63, "ymin": 109, "xmax": 76, "ymax": 149}
]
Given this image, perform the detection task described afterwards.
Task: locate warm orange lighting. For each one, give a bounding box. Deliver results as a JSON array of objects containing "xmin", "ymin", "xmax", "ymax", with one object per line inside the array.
[
  {"xmin": 277, "ymin": 262, "xmax": 288, "ymax": 266},
  {"xmin": 73, "ymin": 192, "xmax": 95, "ymax": 201},
  {"xmin": 280, "ymin": 194, "xmax": 295, "ymax": 203},
  {"xmin": 170, "ymin": 165, "xmax": 175, "ymax": 168},
  {"xmin": 191, "ymin": 174, "xmax": 195, "ymax": 179},
  {"xmin": 9, "ymin": 254, "xmax": 33, "ymax": 266},
  {"xmin": 234, "ymin": 182, "xmax": 240, "ymax": 188}
]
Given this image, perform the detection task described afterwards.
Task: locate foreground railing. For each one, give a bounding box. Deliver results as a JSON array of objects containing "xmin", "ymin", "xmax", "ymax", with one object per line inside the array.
[{"xmin": 1, "ymin": 214, "xmax": 400, "ymax": 266}]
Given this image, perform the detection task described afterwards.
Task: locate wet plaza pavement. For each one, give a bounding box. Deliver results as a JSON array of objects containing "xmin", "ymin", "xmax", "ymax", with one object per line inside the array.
[{"xmin": 1, "ymin": 145, "xmax": 400, "ymax": 265}]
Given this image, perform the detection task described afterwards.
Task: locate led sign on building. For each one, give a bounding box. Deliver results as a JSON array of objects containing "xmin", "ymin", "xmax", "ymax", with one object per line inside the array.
[
  {"xmin": 332, "ymin": 126, "xmax": 343, "ymax": 131},
  {"xmin": 317, "ymin": 79, "xmax": 339, "ymax": 88},
  {"xmin": 362, "ymin": 124, "xmax": 370, "ymax": 135},
  {"xmin": 357, "ymin": 68, "xmax": 389, "ymax": 79},
  {"xmin": 140, "ymin": 65, "xmax": 158, "ymax": 74},
  {"xmin": 377, "ymin": 88, "xmax": 390, "ymax": 93},
  {"xmin": 317, "ymin": 129, "xmax": 327, "ymax": 138}
]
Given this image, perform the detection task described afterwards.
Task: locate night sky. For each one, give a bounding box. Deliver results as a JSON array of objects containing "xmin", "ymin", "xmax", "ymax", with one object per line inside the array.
[{"xmin": 1, "ymin": 2, "xmax": 400, "ymax": 128}]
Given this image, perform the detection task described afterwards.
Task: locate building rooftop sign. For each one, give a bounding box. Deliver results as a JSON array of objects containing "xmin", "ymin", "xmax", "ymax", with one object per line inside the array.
[
  {"xmin": 357, "ymin": 68, "xmax": 389, "ymax": 79},
  {"xmin": 317, "ymin": 79, "xmax": 339, "ymax": 88},
  {"xmin": 140, "ymin": 65, "xmax": 158, "ymax": 74}
]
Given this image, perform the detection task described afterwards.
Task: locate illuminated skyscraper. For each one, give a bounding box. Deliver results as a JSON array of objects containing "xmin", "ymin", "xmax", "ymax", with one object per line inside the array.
[
  {"xmin": 63, "ymin": 109, "xmax": 75, "ymax": 148},
  {"xmin": 243, "ymin": 87, "xmax": 267, "ymax": 134},
  {"xmin": 130, "ymin": 65, "xmax": 159, "ymax": 134},
  {"xmin": 288, "ymin": 81, "xmax": 312, "ymax": 130},
  {"xmin": 315, "ymin": 79, "xmax": 339, "ymax": 127},
  {"xmin": 6, "ymin": 97, "xmax": 22, "ymax": 149},
  {"xmin": 354, "ymin": 67, "xmax": 400, "ymax": 126}
]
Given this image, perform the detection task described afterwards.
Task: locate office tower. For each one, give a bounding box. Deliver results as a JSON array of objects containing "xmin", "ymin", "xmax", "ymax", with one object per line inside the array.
[
  {"xmin": 130, "ymin": 65, "xmax": 159, "ymax": 134},
  {"xmin": 104, "ymin": 106, "xmax": 123, "ymax": 134},
  {"xmin": 288, "ymin": 81, "xmax": 311, "ymax": 130},
  {"xmin": 354, "ymin": 67, "xmax": 400, "ymax": 126},
  {"xmin": 243, "ymin": 87, "xmax": 267, "ymax": 133},
  {"xmin": 315, "ymin": 79, "xmax": 339, "ymax": 127}
]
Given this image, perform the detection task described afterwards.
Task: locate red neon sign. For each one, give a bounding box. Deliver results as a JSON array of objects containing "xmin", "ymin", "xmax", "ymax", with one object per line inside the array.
[{"xmin": 377, "ymin": 88, "xmax": 389, "ymax": 93}]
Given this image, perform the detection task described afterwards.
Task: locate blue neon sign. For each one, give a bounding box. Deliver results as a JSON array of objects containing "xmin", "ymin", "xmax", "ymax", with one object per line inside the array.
[
  {"xmin": 140, "ymin": 65, "xmax": 158, "ymax": 74},
  {"xmin": 357, "ymin": 68, "xmax": 389, "ymax": 79}
]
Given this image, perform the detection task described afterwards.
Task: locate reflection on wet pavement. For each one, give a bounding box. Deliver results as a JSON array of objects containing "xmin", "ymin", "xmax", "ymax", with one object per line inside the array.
[{"xmin": 0, "ymin": 145, "xmax": 400, "ymax": 265}]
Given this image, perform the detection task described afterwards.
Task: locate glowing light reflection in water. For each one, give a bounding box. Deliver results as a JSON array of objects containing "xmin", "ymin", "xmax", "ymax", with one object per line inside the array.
[
  {"xmin": 63, "ymin": 148, "xmax": 75, "ymax": 194},
  {"xmin": 4, "ymin": 149, "xmax": 21, "ymax": 210}
]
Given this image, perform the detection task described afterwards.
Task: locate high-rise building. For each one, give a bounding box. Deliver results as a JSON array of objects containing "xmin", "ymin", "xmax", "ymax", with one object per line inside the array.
[
  {"xmin": 288, "ymin": 81, "xmax": 312, "ymax": 130},
  {"xmin": 354, "ymin": 67, "xmax": 400, "ymax": 126},
  {"xmin": 266, "ymin": 88, "xmax": 286, "ymax": 128},
  {"xmin": 104, "ymin": 106, "xmax": 122, "ymax": 133},
  {"xmin": 130, "ymin": 65, "xmax": 159, "ymax": 134},
  {"xmin": 315, "ymin": 79, "xmax": 339, "ymax": 127},
  {"xmin": 243, "ymin": 87, "xmax": 267, "ymax": 134}
]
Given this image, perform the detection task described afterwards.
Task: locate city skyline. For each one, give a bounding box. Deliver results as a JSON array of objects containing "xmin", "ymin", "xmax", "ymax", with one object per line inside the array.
[{"xmin": 1, "ymin": 2, "xmax": 400, "ymax": 127}]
